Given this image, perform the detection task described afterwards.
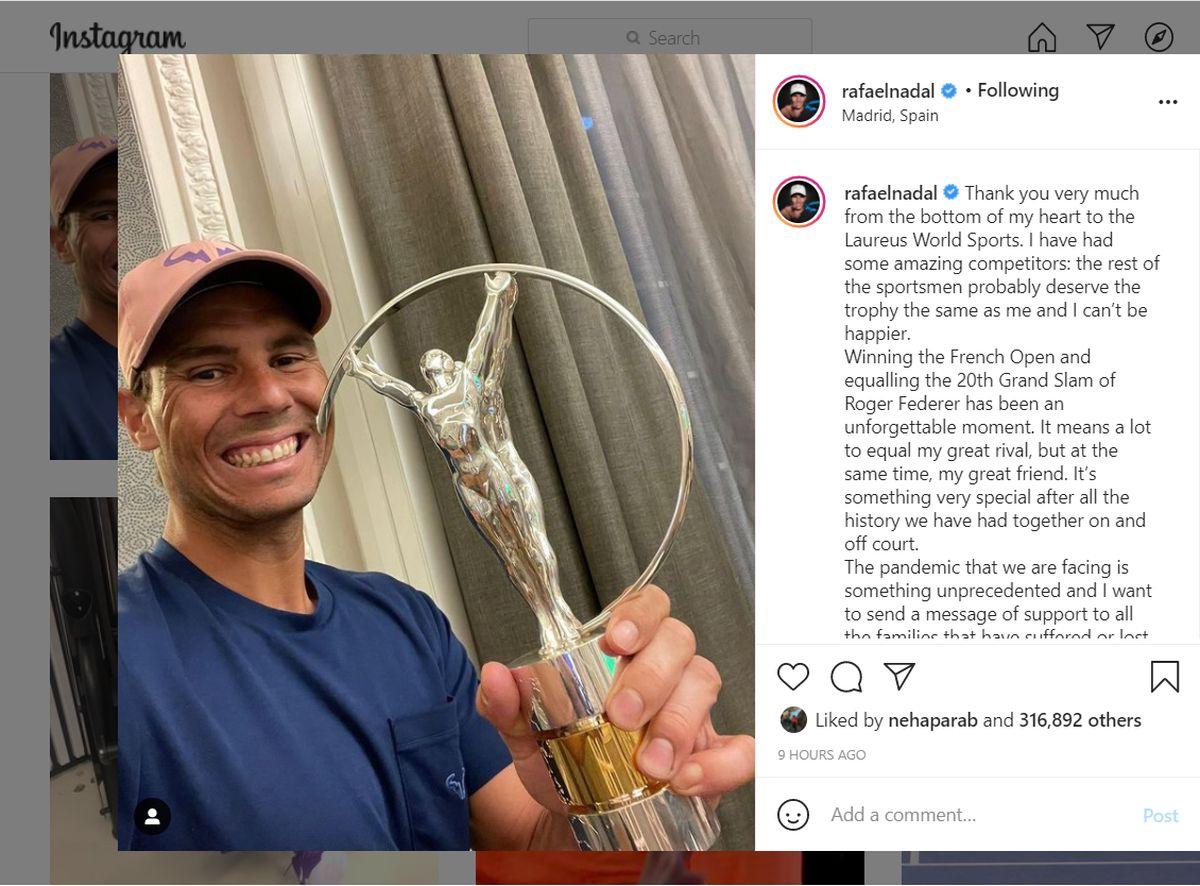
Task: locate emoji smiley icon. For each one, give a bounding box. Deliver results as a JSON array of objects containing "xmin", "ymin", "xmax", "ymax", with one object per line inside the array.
[{"xmin": 777, "ymin": 798, "xmax": 810, "ymax": 831}]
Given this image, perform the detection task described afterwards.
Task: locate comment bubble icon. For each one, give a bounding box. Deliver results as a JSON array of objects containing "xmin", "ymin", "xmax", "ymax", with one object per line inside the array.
[{"xmin": 831, "ymin": 661, "xmax": 864, "ymax": 693}]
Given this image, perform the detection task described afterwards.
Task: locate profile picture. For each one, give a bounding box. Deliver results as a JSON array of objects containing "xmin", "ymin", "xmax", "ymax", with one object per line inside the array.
[
  {"xmin": 780, "ymin": 706, "xmax": 808, "ymax": 733},
  {"xmin": 774, "ymin": 177, "xmax": 824, "ymax": 227},
  {"xmin": 774, "ymin": 76, "xmax": 824, "ymax": 126}
]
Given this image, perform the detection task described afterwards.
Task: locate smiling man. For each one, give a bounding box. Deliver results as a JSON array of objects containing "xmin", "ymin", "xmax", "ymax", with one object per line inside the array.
[
  {"xmin": 781, "ymin": 81, "xmax": 810, "ymax": 121},
  {"xmin": 49, "ymin": 134, "xmax": 119, "ymax": 460},
  {"xmin": 780, "ymin": 182, "xmax": 821, "ymax": 225},
  {"xmin": 115, "ymin": 240, "xmax": 753, "ymax": 851}
]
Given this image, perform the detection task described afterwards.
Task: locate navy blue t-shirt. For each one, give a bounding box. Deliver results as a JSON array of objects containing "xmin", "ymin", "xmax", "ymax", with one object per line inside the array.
[
  {"xmin": 117, "ymin": 539, "xmax": 511, "ymax": 850},
  {"xmin": 49, "ymin": 317, "xmax": 117, "ymax": 460}
]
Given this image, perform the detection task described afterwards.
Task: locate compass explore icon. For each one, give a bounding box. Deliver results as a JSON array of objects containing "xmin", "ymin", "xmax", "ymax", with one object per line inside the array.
[{"xmin": 1145, "ymin": 22, "xmax": 1174, "ymax": 52}]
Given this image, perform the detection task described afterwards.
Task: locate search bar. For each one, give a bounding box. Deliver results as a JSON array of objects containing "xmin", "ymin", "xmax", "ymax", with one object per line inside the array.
[{"xmin": 528, "ymin": 18, "xmax": 812, "ymax": 53}]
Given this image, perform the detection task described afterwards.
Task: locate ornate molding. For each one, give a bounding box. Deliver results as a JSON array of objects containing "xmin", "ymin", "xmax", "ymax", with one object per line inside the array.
[
  {"xmin": 82, "ymin": 73, "xmax": 117, "ymax": 134},
  {"xmin": 62, "ymin": 72, "xmax": 118, "ymax": 138},
  {"xmin": 153, "ymin": 54, "xmax": 231, "ymax": 241}
]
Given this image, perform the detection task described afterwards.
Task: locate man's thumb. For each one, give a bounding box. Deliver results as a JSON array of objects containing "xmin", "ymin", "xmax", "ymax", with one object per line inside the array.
[{"xmin": 476, "ymin": 661, "xmax": 526, "ymax": 739}]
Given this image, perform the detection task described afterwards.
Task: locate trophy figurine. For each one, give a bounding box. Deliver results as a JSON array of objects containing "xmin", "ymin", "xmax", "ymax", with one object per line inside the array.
[{"xmin": 316, "ymin": 265, "xmax": 720, "ymax": 851}]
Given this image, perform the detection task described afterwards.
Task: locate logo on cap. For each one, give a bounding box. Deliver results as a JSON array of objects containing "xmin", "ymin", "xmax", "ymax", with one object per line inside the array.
[{"xmin": 162, "ymin": 243, "xmax": 241, "ymax": 267}]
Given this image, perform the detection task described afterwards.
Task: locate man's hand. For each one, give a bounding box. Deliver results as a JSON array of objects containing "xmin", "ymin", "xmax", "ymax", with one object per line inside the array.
[{"xmin": 475, "ymin": 585, "xmax": 754, "ymax": 819}]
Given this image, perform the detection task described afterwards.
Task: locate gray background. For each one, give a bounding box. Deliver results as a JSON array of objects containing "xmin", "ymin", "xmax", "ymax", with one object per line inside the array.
[
  {"xmin": 1, "ymin": 74, "xmax": 51, "ymax": 884},
  {"xmin": 4, "ymin": 2, "xmax": 1199, "ymax": 884}
]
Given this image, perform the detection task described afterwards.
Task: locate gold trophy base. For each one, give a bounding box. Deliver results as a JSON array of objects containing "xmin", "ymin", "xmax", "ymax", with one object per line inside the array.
[{"xmin": 509, "ymin": 624, "xmax": 721, "ymax": 851}]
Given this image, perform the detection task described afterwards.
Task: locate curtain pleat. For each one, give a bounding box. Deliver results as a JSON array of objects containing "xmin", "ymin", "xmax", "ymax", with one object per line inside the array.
[{"xmin": 566, "ymin": 55, "xmax": 756, "ymax": 591}]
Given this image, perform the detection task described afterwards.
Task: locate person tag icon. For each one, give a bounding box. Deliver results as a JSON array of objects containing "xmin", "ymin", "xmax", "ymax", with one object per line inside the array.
[{"xmin": 133, "ymin": 797, "xmax": 171, "ymax": 836}]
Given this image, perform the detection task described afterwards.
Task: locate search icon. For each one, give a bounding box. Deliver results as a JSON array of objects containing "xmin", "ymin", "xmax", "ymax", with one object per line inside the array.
[{"xmin": 626, "ymin": 29, "xmax": 641, "ymax": 45}]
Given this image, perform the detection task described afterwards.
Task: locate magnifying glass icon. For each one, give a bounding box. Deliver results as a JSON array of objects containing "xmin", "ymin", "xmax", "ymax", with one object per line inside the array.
[{"xmin": 626, "ymin": 30, "xmax": 641, "ymax": 45}]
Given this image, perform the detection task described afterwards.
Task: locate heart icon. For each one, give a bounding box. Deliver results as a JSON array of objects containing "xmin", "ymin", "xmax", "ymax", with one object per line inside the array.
[{"xmin": 777, "ymin": 662, "xmax": 809, "ymax": 691}]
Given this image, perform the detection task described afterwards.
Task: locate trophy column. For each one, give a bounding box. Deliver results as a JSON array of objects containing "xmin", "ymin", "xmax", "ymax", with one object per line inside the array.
[{"xmin": 509, "ymin": 622, "xmax": 721, "ymax": 851}]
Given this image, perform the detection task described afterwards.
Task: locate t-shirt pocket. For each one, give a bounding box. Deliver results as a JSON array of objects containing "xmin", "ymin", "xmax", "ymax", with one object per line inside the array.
[{"xmin": 389, "ymin": 698, "xmax": 470, "ymax": 849}]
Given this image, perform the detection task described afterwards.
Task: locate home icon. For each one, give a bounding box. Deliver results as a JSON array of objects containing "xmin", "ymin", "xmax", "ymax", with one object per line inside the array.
[{"xmin": 1028, "ymin": 23, "xmax": 1057, "ymax": 52}]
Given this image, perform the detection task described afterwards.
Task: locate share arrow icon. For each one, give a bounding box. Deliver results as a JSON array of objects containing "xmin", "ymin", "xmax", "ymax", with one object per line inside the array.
[
  {"xmin": 1087, "ymin": 23, "xmax": 1115, "ymax": 50},
  {"xmin": 884, "ymin": 662, "xmax": 915, "ymax": 691}
]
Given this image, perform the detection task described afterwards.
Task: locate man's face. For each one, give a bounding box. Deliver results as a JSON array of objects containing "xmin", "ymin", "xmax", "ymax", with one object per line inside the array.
[
  {"xmin": 790, "ymin": 193, "xmax": 806, "ymax": 211},
  {"xmin": 51, "ymin": 161, "xmax": 118, "ymax": 304},
  {"xmin": 127, "ymin": 285, "xmax": 333, "ymax": 527},
  {"xmin": 790, "ymin": 92, "xmax": 806, "ymax": 111}
]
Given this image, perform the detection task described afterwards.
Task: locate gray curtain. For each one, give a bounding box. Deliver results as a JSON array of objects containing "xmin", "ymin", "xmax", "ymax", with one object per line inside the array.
[
  {"xmin": 320, "ymin": 54, "xmax": 753, "ymax": 847},
  {"xmin": 565, "ymin": 55, "xmax": 755, "ymax": 593}
]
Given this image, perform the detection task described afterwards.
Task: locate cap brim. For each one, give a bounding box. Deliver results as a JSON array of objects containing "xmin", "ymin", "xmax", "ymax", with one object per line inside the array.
[
  {"xmin": 130, "ymin": 249, "xmax": 332, "ymax": 375},
  {"xmin": 53, "ymin": 143, "xmax": 117, "ymax": 222}
]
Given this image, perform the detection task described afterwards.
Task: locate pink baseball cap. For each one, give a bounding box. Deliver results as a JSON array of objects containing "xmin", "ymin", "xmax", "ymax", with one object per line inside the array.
[
  {"xmin": 118, "ymin": 239, "xmax": 333, "ymax": 382},
  {"xmin": 50, "ymin": 134, "xmax": 117, "ymax": 222}
]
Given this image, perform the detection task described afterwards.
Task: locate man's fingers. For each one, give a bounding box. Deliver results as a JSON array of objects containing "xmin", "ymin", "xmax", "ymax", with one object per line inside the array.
[
  {"xmin": 601, "ymin": 584, "xmax": 670, "ymax": 657},
  {"xmin": 476, "ymin": 662, "xmax": 518, "ymax": 731},
  {"xmin": 632, "ymin": 654, "xmax": 720, "ymax": 781},
  {"xmin": 668, "ymin": 733, "xmax": 756, "ymax": 797},
  {"xmin": 477, "ymin": 662, "xmax": 540, "ymax": 758},
  {"xmin": 606, "ymin": 617, "xmax": 696, "ymax": 732}
]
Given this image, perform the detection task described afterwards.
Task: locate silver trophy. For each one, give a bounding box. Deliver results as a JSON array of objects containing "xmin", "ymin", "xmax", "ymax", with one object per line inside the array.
[{"xmin": 316, "ymin": 265, "xmax": 720, "ymax": 851}]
